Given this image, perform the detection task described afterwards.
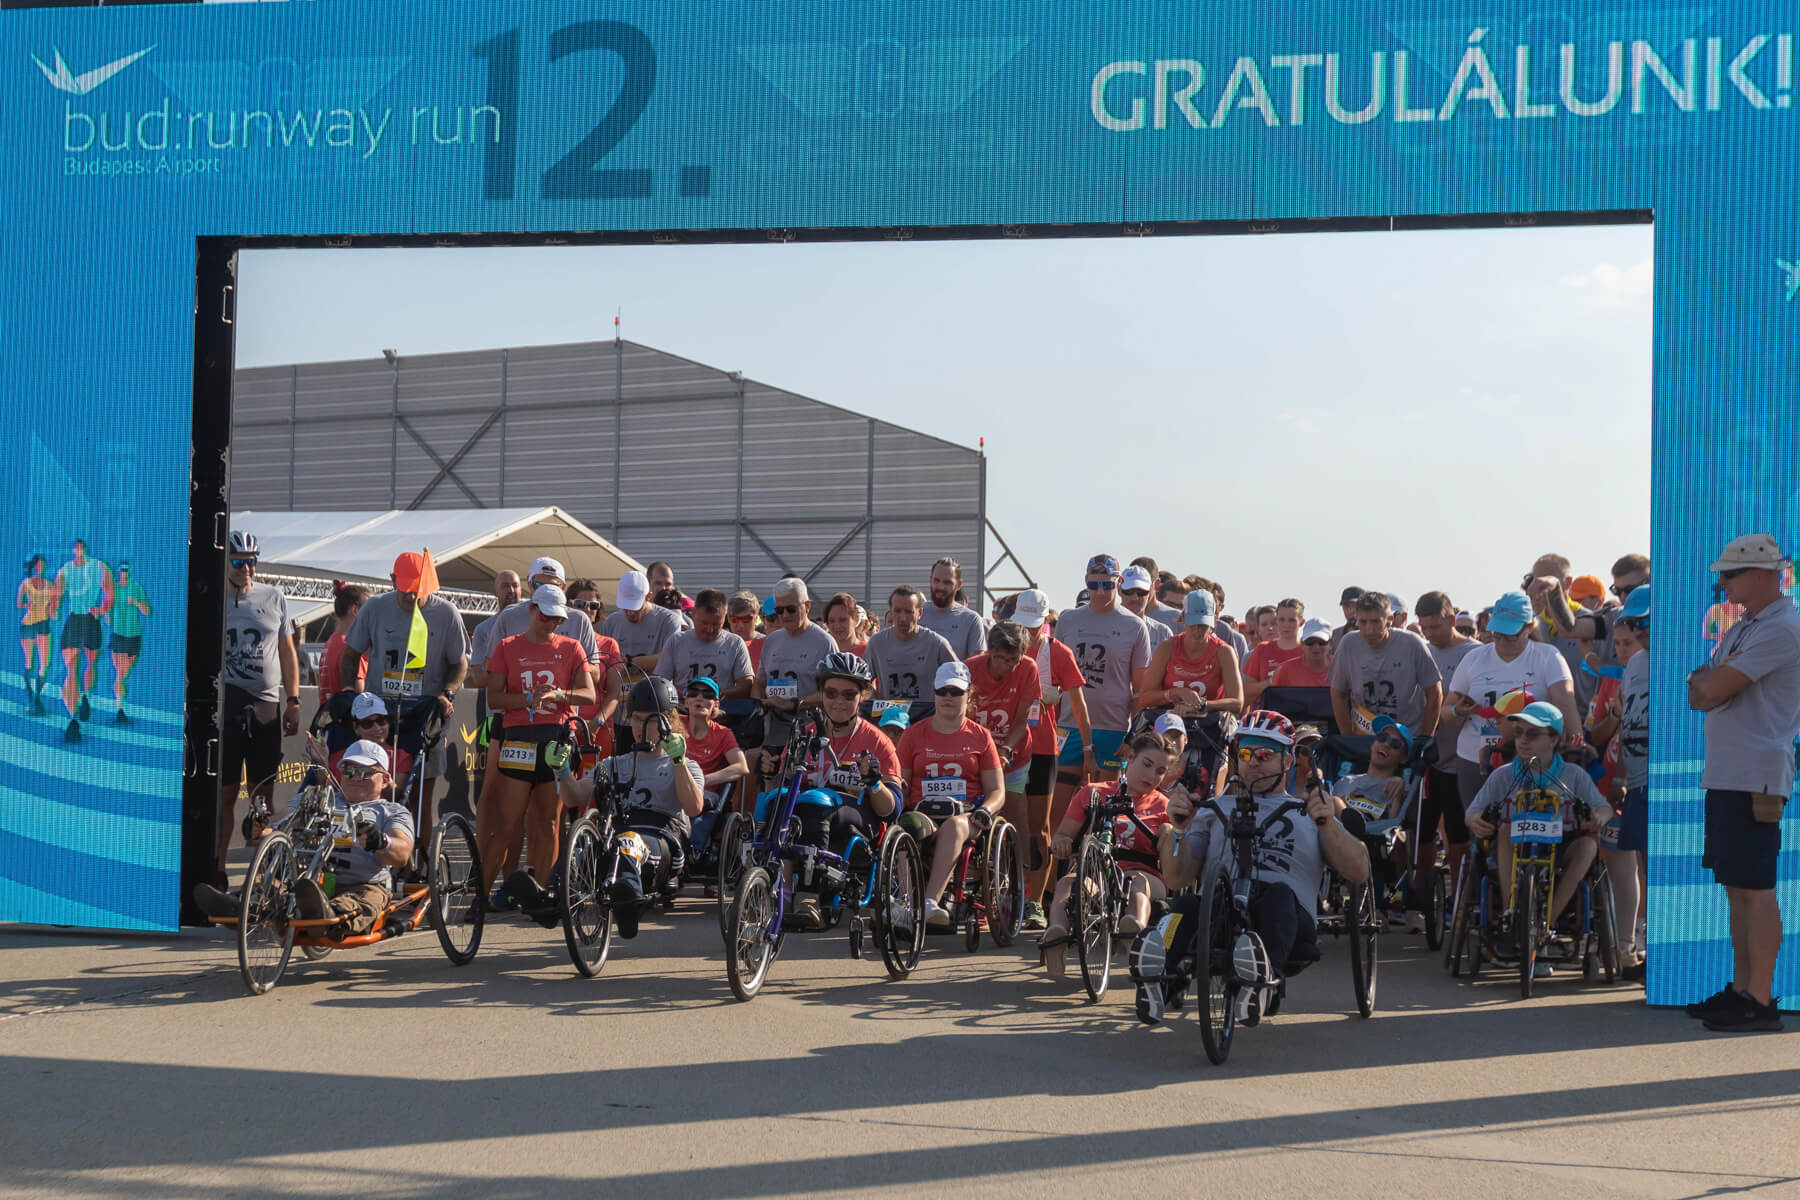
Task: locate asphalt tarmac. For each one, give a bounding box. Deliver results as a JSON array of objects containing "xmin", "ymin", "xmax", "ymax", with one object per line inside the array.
[{"xmin": 3, "ymin": 898, "xmax": 1796, "ymax": 1200}]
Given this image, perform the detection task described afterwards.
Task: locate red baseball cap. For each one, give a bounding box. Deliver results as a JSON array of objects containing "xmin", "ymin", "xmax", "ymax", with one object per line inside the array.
[{"xmin": 392, "ymin": 552, "xmax": 426, "ymax": 592}]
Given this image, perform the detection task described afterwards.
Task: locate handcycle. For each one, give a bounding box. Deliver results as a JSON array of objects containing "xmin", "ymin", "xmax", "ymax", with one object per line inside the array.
[
  {"xmin": 1445, "ymin": 786, "xmax": 1620, "ymax": 998},
  {"xmin": 1049, "ymin": 785, "xmax": 1164, "ymax": 1002},
  {"xmin": 722, "ymin": 711, "xmax": 926, "ymax": 1001}
]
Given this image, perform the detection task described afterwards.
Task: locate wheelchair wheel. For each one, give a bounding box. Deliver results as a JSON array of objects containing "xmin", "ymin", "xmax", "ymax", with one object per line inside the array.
[
  {"xmin": 427, "ymin": 813, "xmax": 484, "ymax": 967},
  {"xmin": 716, "ymin": 811, "xmax": 746, "ymax": 946},
  {"xmin": 1587, "ymin": 873, "xmax": 1620, "ymax": 985},
  {"xmin": 1073, "ymin": 836, "xmax": 1113, "ymax": 1003},
  {"xmin": 560, "ymin": 814, "xmax": 612, "ymax": 978},
  {"xmin": 983, "ymin": 819, "xmax": 1025, "ymax": 948},
  {"xmin": 726, "ymin": 866, "xmax": 780, "ymax": 1002},
  {"xmin": 1446, "ymin": 855, "xmax": 1480, "ymax": 977},
  {"xmin": 1517, "ymin": 872, "xmax": 1542, "ymax": 1000},
  {"xmin": 1424, "ymin": 867, "xmax": 1447, "ymax": 953},
  {"xmin": 1195, "ymin": 854, "xmax": 1237, "ymax": 1066},
  {"xmin": 1348, "ymin": 881, "xmax": 1378, "ymax": 1018},
  {"xmin": 875, "ymin": 825, "xmax": 925, "ymax": 979},
  {"xmin": 237, "ymin": 832, "xmax": 297, "ymax": 996}
]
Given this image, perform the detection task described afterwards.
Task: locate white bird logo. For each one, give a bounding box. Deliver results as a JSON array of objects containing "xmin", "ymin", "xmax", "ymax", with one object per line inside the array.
[{"xmin": 33, "ymin": 46, "xmax": 154, "ymax": 96}]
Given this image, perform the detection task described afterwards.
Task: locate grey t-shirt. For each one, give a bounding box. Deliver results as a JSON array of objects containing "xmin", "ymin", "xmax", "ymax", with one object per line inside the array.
[
  {"xmin": 1537, "ymin": 609, "xmax": 1600, "ymax": 713},
  {"xmin": 1334, "ymin": 773, "xmax": 1402, "ymax": 820},
  {"xmin": 1218, "ymin": 623, "xmax": 1251, "ymax": 660},
  {"xmin": 346, "ymin": 591, "xmax": 471, "ymax": 703},
  {"xmin": 600, "ymin": 752, "xmax": 705, "ymax": 840},
  {"xmin": 1328, "ymin": 629, "xmax": 1442, "ymax": 731},
  {"xmin": 470, "ymin": 614, "xmax": 502, "ymax": 671},
  {"xmin": 288, "ymin": 797, "xmax": 414, "ymax": 892},
  {"xmin": 757, "ymin": 623, "xmax": 838, "ymax": 702},
  {"xmin": 1140, "ymin": 614, "xmax": 1174, "ymax": 651},
  {"xmin": 918, "ymin": 603, "xmax": 986, "ymax": 660},
  {"xmin": 223, "ymin": 582, "xmax": 291, "ymax": 702},
  {"xmin": 1054, "ymin": 604, "xmax": 1152, "ymax": 732},
  {"xmin": 487, "ymin": 600, "xmax": 599, "ymax": 666},
  {"xmin": 600, "ymin": 604, "xmax": 683, "ymax": 663},
  {"xmin": 1149, "ymin": 600, "xmax": 1185, "ymax": 631},
  {"xmin": 865, "ymin": 625, "xmax": 957, "ymax": 700},
  {"xmin": 1616, "ymin": 649, "xmax": 1650, "ymax": 790},
  {"xmin": 1425, "ymin": 637, "xmax": 1481, "ymax": 764},
  {"xmin": 1701, "ymin": 598, "xmax": 1800, "ymax": 794},
  {"xmin": 1466, "ymin": 758, "xmax": 1608, "ymax": 827},
  {"xmin": 653, "ymin": 628, "xmax": 753, "ymax": 690},
  {"xmin": 1186, "ymin": 789, "xmax": 1326, "ymax": 905}
]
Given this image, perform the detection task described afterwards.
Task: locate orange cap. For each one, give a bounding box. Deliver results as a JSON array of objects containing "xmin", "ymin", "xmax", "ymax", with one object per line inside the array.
[
  {"xmin": 392, "ymin": 552, "xmax": 426, "ymax": 592},
  {"xmin": 1569, "ymin": 574, "xmax": 1606, "ymax": 606}
]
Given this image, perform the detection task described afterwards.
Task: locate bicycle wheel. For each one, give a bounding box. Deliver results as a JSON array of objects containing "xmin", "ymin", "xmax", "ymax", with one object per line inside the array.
[
  {"xmin": 726, "ymin": 866, "xmax": 779, "ymax": 1002},
  {"xmin": 428, "ymin": 812, "xmax": 485, "ymax": 966},
  {"xmin": 1589, "ymin": 871, "xmax": 1620, "ymax": 985},
  {"xmin": 984, "ymin": 819, "xmax": 1025, "ymax": 948},
  {"xmin": 1517, "ymin": 871, "xmax": 1541, "ymax": 1000},
  {"xmin": 715, "ymin": 811, "xmax": 745, "ymax": 946},
  {"xmin": 876, "ymin": 826, "xmax": 925, "ymax": 979},
  {"xmin": 237, "ymin": 832, "xmax": 297, "ymax": 996},
  {"xmin": 1348, "ymin": 881, "xmax": 1378, "ymax": 1018},
  {"xmin": 1424, "ymin": 866, "xmax": 1447, "ymax": 953},
  {"xmin": 1073, "ymin": 836, "xmax": 1113, "ymax": 1003},
  {"xmin": 1195, "ymin": 854, "xmax": 1237, "ymax": 1066},
  {"xmin": 559, "ymin": 814, "xmax": 612, "ymax": 977}
]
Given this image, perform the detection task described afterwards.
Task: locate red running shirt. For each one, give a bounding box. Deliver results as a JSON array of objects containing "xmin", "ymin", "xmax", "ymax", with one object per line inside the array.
[
  {"xmin": 1243, "ymin": 642, "xmax": 1304, "ymax": 683},
  {"xmin": 897, "ymin": 718, "xmax": 1002, "ymax": 809},
  {"xmin": 1269, "ymin": 657, "xmax": 1332, "ymax": 688},
  {"xmin": 800, "ymin": 717, "xmax": 902, "ymax": 795},
  {"xmin": 487, "ymin": 633, "xmax": 590, "ymax": 729},
  {"xmin": 1030, "ymin": 636, "xmax": 1087, "ymax": 757},
  {"xmin": 1072, "ymin": 783, "xmax": 1171, "ymax": 878},
  {"xmin": 685, "ymin": 720, "xmax": 741, "ymax": 776},
  {"xmin": 1163, "ymin": 632, "xmax": 1228, "ymax": 700},
  {"xmin": 966, "ymin": 652, "xmax": 1040, "ymax": 746}
]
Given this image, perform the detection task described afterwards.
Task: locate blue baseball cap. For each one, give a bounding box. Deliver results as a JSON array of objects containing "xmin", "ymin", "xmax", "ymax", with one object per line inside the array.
[
  {"xmin": 1371, "ymin": 714, "xmax": 1413, "ymax": 746},
  {"xmin": 1183, "ymin": 588, "xmax": 1217, "ymax": 627},
  {"xmin": 1512, "ymin": 701, "xmax": 1564, "ymax": 733},
  {"xmin": 761, "ymin": 594, "xmax": 777, "ymax": 618},
  {"xmin": 1619, "ymin": 584, "xmax": 1650, "ymax": 622},
  {"xmin": 1487, "ymin": 590, "xmax": 1534, "ymax": 637},
  {"xmin": 685, "ymin": 676, "xmax": 721, "ymax": 698},
  {"xmin": 877, "ymin": 706, "xmax": 910, "ymax": 731}
]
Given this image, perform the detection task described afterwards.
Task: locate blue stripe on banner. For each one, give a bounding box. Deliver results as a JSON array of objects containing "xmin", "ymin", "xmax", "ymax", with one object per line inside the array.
[
  {"xmin": 0, "ymin": 785, "xmax": 179, "ymax": 871},
  {"xmin": 0, "ymin": 675, "xmax": 185, "ymax": 732},
  {"xmin": 0, "ymin": 722, "xmax": 181, "ymax": 798},
  {"xmin": 1646, "ymin": 933, "xmax": 1800, "ymax": 1013},
  {"xmin": 0, "ymin": 876, "xmax": 170, "ymax": 932},
  {"xmin": 0, "ymin": 829, "xmax": 177, "ymax": 930}
]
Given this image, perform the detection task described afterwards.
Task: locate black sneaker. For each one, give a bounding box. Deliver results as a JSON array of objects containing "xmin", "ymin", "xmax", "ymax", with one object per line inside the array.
[
  {"xmin": 1684, "ymin": 984, "xmax": 1745, "ymax": 1019},
  {"xmin": 1704, "ymin": 997, "xmax": 1784, "ymax": 1033},
  {"xmin": 293, "ymin": 877, "xmax": 330, "ymax": 921},
  {"xmin": 1621, "ymin": 958, "xmax": 1646, "ymax": 985},
  {"xmin": 77, "ymin": 693, "xmax": 90, "ymax": 722},
  {"xmin": 115, "ymin": 708, "xmax": 131, "ymax": 725},
  {"xmin": 192, "ymin": 883, "xmax": 240, "ymax": 919},
  {"xmin": 64, "ymin": 719, "xmax": 81, "ymax": 744}
]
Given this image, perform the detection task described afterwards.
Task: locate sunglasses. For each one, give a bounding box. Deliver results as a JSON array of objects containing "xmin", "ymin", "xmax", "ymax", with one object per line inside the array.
[
  {"xmin": 1719, "ymin": 568, "xmax": 1751, "ymax": 580},
  {"xmin": 354, "ymin": 716, "xmax": 388, "ymax": 728},
  {"xmin": 1121, "ymin": 589, "xmax": 1149, "ymax": 598},
  {"xmin": 1374, "ymin": 732, "xmax": 1408, "ymax": 750},
  {"xmin": 1235, "ymin": 745, "xmax": 1281, "ymax": 763},
  {"xmin": 1619, "ymin": 616, "xmax": 1649, "ymax": 631},
  {"xmin": 934, "ymin": 687, "xmax": 967, "ymax": 698},
  {"xmin": 342, "ymin": 763, "xmax": 382, "ymax": 780},
  {"xmin": 772, "ymin": 604, "xmax": 800, "ymax": 616},
  {"xmin": 821, "ymin": 685, "xmax": 861, "ymax": 701},
  {"xmin": 229, "ymin": 558, "xmax": 256, "ymax": 569},
  {"xmin": 1085, "ymin": 580, "xmax": 1117, "ymax": 592},
  {"xmin": 1611, "ymin": 581, "xmax": 1645, "ymax": 597},
  {"xmin": 576, "ymin": 601, "xmax": 602, "ymax": 613}
]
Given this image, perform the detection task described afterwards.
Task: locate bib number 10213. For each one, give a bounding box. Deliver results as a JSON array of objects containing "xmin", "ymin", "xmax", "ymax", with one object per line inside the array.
[{"xmin": 473, "ymin": 21, "xmax": 656, "ymax": 201}]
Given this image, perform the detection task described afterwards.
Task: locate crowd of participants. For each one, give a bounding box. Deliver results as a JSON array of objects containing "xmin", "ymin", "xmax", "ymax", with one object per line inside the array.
[{"xmin": 200, "ymin": 536, "xmax": 1691, "ymax": 1021}]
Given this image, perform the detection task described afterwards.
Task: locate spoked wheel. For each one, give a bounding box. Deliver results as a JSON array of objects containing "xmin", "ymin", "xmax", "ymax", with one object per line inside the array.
[
  {"xmin": 559, "ymin": 814, "xmax": 611, "ymax": 977},
  {"xmin": 726, "ymin": 866, "xmax": 781, "ymax": 1002},
  {"xmin": 1517, "ymin": 872, "xmax": 1542, "ymax": 1000},
  {"xmin": 427, "ymin": 813, "xmax": 485, "ymax": 966},
  {"xmin": 1424, "ymin": 867, "xmax": 1447, "ymax": 953},
  {"xmin": 1195, "ymin": 854, "xmax": 1236, "ymax": 1066},
  {"xmin": 983, "ymin": 819, "xmax": 1025, "ymax": 948},
  {"xmin": 1073, "ymin": 836, "xmax": 1113, "ymax": 1003},
  {"xmin": 875, "ymin": 826, "xmax": 925, "ymax": 978},
  {"xmin": 1588, "ymin": 873, "xmax": 1620, "ymax": 985},
  {"xmin": 1348, "ymin": 881, "xmax": 1378, "ymax": 1018},
  {"xmin": 237, "ymin": 832, "xmax": 297, "ymax": 996},
  {"xmin": 716, "ymin": 811, "xmax": 746, "ymax": 946},
  {"xmin": 1446, "ymin": 854, "xmax": 1479, "ymax": 976}
]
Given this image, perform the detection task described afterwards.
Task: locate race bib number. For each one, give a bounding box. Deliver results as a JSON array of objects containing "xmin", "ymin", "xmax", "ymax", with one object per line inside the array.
[
  {"xmin": 616, "ymin": 831, "xmax": 649, "ymax": 866},
  {"xmin": 498, "ymin": 741, "xmax": 537, "ymax": 767},
  {"xmin": 921, "ymin": 776, "xmax": 967, "ymax": 804},
  {"xmin": 380, "ymin": 671, "xmax": 422, "ymax": 698},
  {"xmin": 827, "ymin": 766, "xmax": 864, "ymax": 793},
  {"xmin": 1350, "ymin": 705, "xmax": 1375, "ymax": 735},
  {"xmin": 1347, "ymin": 795, "xmax": 1386, "ymax": 819},
  {"xmin": 870, "ymin": 698, "xmax": 906, "ymax": 717},
  {"xmin": 1511, "ymin": 812, "xmax": 1563, "ymax": 844},
  {"xmin": 766, "ymin": 678, "xmax": 799, "ymax": 701},
  {"xmin": 1027, "ymin": 699, "xmax": 1041, "ymax": 728}
]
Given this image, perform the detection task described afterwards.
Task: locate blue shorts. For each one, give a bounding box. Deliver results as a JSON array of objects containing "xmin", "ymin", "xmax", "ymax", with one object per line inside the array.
[
  {"xmin": 1056, "ymin": 727, "xmax": 1127, "ymax": 771},
  {"xmin": 1616, "ymin": 785, "xmax": 1648, "ymax": 852}
]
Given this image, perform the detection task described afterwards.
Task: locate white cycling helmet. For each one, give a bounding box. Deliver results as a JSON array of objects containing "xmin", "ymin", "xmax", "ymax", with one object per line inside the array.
[{"xmin": 229, "ymin": 530, "xmax": 259, "ymax": 557}]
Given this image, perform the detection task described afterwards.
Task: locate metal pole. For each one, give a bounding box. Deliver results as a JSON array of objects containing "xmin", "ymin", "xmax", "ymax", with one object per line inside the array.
[
  {"xmin": 865, "ymin": 418, "xmax": 875, "ymax": 601},
  {"xmin": 389, "ymin": 357, "xmax": 399, "ymax": 509},
  {"xmin": 498, "ymin": 349, "xmax": 509, "ymax": 506},
  {"xmin": 976, "ymin": 447, "xmax": 987, "ymax": 613},
  {"xmin": 612, "ymin": 339, "xmax": 622, "ymax": 541},
  {"xmin": 733, "ymin": 376, "xmax": 745, "ymax": 591},
  {"xmin": 287, "ymin": 364, "xmax": 297, "ymax": 508}
]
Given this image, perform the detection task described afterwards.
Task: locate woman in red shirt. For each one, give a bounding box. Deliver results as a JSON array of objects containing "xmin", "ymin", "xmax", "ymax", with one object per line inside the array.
[
  {"xmin": 316, "ymin": 582, "xmax": 369, "ymax": 699},
  {"xmin": 1015, "ymin": 590, "xmax": 1087, "ymax": 930},
  {"xmin": 1136, "ymin": 588, "xmax": 1244, "ymax": 718},
  {"xmin": 896, "ymin": 661, "xmax": 1005, "ymax": 928}
]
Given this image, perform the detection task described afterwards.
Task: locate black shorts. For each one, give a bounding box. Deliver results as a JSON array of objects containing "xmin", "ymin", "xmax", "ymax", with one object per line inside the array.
[
  {"xmin": 221, "ymin": 699, "xmax": 282, "ymax": 792},
  {"xmin": 1025, "ymin": 753, "xmax": 1056, "ymax": 795},
  {"xmin": 1702, "ymin": 789, "xmax": 1781, "ymax": 890},
  {"xmin": 110, "ymin": 633, "xmax": 142, "ymax": 656},
  {"xmin": 20, "ymin": 619, "xmax": 50, "ymax": 640},
  {"xmin": 494, "ymin": 724, "xmax": 570, "ymax": 786},
  {"xmin": 1418, "ymin": 766, "xmax": 1471, "ymax": 845},
  {"xmin": 62, "ymin": 613, "xmax": 102, "ymax": 652}
]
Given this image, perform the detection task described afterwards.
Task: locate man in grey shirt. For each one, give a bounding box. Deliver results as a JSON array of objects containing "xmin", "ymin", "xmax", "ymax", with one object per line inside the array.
[
  {"xmin": 1118, "ymin": 565, "xmax": 1174, "ymax": 650},
  {"xmin": 484, "ymin": 558, "xmax": 601, "ymax": 667},
  {"xmin": 1328, "ymin": 591, "xmax": 1442, "ymax": 738},
  {"xmin": 1149, "ymin": 572, "xmax": 1186, "ymax": 632},
  {"xmin": 919, "ymin": 556, "xmax": 986, "ymax": 659},
  {"xmin": 653, "ymin": 588, "xmax": 753, "ymax": 697},
  {"xmin": 601, "ymin": 568, "xmax": 683, "ymax": 671},
  {"xmin": 1686, "ymin": 534, "xmax": 1800, "ymax": 1032},
  {"xmin": 756, "ymin": 576, "xmax": 837, "ymax": 752},
  {"xmin": 866, "ymin": 584, "xmax": 956, "ymax": 702}
]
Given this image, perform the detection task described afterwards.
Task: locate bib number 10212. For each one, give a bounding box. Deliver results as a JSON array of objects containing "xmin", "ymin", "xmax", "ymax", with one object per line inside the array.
[{"xmin": 473, "ymin": 21, "xmax": 656, "ymax": 201}]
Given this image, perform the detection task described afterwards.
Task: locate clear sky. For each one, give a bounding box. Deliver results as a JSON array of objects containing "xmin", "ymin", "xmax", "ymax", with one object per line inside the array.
[{"xmin": 237, "ymin": 222, "xmax": 1651, "ymax": 621}]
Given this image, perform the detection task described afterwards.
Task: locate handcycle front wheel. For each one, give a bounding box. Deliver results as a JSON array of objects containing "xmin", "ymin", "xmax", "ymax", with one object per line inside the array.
[
  {"xmin": 1446, "ymin": 850, "xmax": 1480, "ymax": 978},
  {"xmin": 1347, "ymin": 881, "xmax": 1378, "ymax": 1018},
  {"xmin": 983, "ymin": 818, "xmax": 1025, "ymax": 948},
  {"xmin": 1517, "ymin": 870, "xmax": 1542, "ymax": 1000},
  {"xmin": 1586, "ymin": 870, "xmax": 1620, "ymax": 986},
  {"xmin": 237, "ymin": 831, "xmax": 297, "ymax": 996},
  {"xmin": 726, "ymin": 865, "xmax": 782, "ymax": 1002},
  {"xmin": 875, "ymin": 825, "xmax": 925, "ymax": 979},
  {"xmin": 1073, "ymin": 835, "xmax": 1114, "ymax": 1003},
  {"xmin": 560, "ymin": 814, "xmax": 612, "ymax": 977},
  {"xmin": 1423, "ymin": 866, "xmax": 1447, "ymax": 953},
  {"xmin": 716, "ymin": 810, "xmax": 747, "ymax": 947},
  {"xmin": 428, "ymin": 812, "xmax": 485, "ymax": 967},
  {"xmin": 1195, "ymin": 853, "xmax": 1237, "ymax": 1066}
]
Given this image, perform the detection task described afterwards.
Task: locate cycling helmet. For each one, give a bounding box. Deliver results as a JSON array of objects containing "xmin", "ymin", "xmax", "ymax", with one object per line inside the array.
[
  {"xmin": 1235, "ymin": 709, "xmax": 1296, "ymax": 747},
  {"xmin": 228, "ymin": 530, "xmax": 259, "ymax": 557},
  {"xmin": 628, "ymin": 676, "xmax": 680, "ymax": 716},
  {"xmin": 816, "ymin": 650, "xmax": 874, "ymax": 687}
]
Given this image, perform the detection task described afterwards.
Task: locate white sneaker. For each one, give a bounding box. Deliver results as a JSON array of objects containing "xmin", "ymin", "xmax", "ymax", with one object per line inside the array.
[
  {"xmin": 1232, "ymin": 931, "xmax": 1270, "ymax": 987},
  {"xmin": 925, "ymin": 898, "xmax": 950, "ymax": 928}
]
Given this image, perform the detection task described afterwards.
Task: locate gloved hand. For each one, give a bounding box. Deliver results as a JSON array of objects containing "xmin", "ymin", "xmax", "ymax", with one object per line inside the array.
[
  {"xmin": 858, "ymin": 751, "xmax": 882, "ymax": 788},
  {"xmin": 660, "ymin": 730, "xmax": 687, "ymax": 760},
  {"xmin": 358, "ymin": 820, "xmax": 388, "ymax": 854}
]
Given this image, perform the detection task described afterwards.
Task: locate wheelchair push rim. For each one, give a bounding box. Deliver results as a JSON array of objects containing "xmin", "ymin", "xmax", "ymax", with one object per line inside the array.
[{"xmin": 983, "ymin": 819, "xmax": 1025, "ymax": 948}]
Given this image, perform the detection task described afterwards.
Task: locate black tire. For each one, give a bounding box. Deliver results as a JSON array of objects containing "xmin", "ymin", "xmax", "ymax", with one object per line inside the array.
[
  {"xmin": 1424, "ymin": 866, "xmax": 1447, "ymax": 953},
  {"xmin": 1195, "ymin": 853, "xmax": 1236, "ymax": 1066},
  {"xmin": 300, "ymin": 944, "xmax": 334, "ymax": 962},
  {"xmin": 1591, "ymin": 874, "xmax": 1620, "ymax": 985},
  {"xmin": 1348, "ymin": 881, "xmax": 1378, "ymax": 1018},
  {"xmin": 875, "ymin": 826, "xmax": 925, "ymax": 979},
  {"xmin": 716, "ymin": 811, "xmax": 746, "ymax": 946},
  {"xmin": 1517, "ymin": 871, "xmax": 1541, "ymax": 1000},
  {"xmin": 427, "ymin": 813, "xmax": 484, "ymax": 967},
  {"xmin": 984, "ymin": 819, "xmax": 1025, "ymax": 948},
  {"xmin": 559, "ymin": 814, "xmax": 611, "ymax": 977},
  {"xmin": 1073, "ymin": 836, "xmax": 1113, "ymax": 1003},
  {"xmin": 726, "ymin": 866, "xmax": 779, "ymax": 1002},
  {"xmin": 237, "ymin": 832, "xmax": 296, "ymax": 996},
  {"xmin": 963, "ymin": 915, "xmax": 981, "ymax": 953}
]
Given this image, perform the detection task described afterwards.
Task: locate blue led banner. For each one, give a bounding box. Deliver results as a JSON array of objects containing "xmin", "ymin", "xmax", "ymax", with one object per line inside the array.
[{"xmin": 0, "ymin": 2, "xmax": 1794, "ymax": 1008}]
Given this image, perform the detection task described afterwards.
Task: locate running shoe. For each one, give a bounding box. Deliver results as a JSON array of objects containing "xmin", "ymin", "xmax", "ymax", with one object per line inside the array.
[
  {"xmin": 77, "ymin": 693, "xmax": 90, "ymax": 722},
  {"xmin": 1704, "ymin": 997, "xmax": 1783, "ymax": 1033},
  {"xmin": 1129, "ymin": 926, "xmax": 1169, "ymax": 1025},
  {"xmin": 63, "ymin": 719, "xmax": 80, "ymax": 744},
  {"xmin": 293, "ymin": 878, "xmax": 330, "ymax": 921},
  {"xmin": 487, "ymin": 884, "xmax": 519, "ymax": 913},
  {"xmin": 1686, "ymin": 984, "xmax": 1748, "ymax": 1019},
  {"xmin": 925, "ymin": 898, "xmax": 950, "ymax": 928},
  {"xmin": 115, "ymin": 709, "xmax": 131, "ymax": 725},
  {"xmin": 1021, "ymin": 899, "xmax": 1047, "ymax": 932}
]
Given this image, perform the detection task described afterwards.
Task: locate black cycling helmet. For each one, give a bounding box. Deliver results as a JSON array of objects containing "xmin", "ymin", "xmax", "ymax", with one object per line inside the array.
[
  {"xmin": 816, "ymin": 651, "xmax": 874, "ymax": 688},
  {"xmin": 628, "ymin": 676, "xmax": 680, "ymax": 716}
]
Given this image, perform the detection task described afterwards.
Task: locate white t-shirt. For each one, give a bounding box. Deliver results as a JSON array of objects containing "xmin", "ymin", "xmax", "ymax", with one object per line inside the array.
[{"xmin": 1446, "ymin": 641, "xmax": 1572, "ymax": 764}]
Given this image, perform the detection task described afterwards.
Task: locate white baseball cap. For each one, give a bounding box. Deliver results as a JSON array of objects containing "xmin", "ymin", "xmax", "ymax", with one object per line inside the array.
[
  {"xmin": 528, "ymin": 556, "xmax": 565, "ymax": 583},
  {"xmin": 1300, "ymin": 617, "xmax": 1333, "ymax": 643},
  {"xmin": 532, "ymin": 583, "xmax": 569, "ymax": 619},
  {"xmin": 1012, "ymin": 588, "xmax": 1050, "ymax": 629},
  {"xmin": 617, "ymin": 570, "xmax": 650, "ymax": 610},
  {"xmin": 350, "ymin": 692, "xmax": 388, "ymax": 722},
  {"xmin": 1120, "ymin": 565, "xmax": 1154, "ymax": 592},
  {"xmin": 934, "ymin": 661, "xmax": 972, "ymax": 692},
  {"xmin": 1386, "ymin": 592, "xmax": 1407, "ymax": 616},
  {"xmin": 341, "ymin": 739, "xmax": 391, "ymax": 772},
  {"xmin": 1153, "ymin": 712, "xmax": 1185, "ymax": 737},
  {"xmin": 1710, "ymin": 533, "xmax": 1788, "ymax": 573}
]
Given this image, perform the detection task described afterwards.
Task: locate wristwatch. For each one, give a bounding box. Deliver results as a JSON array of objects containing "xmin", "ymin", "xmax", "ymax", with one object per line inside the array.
[{"xmin": 285, "ymin": 696, "xmax": 300, "ymax": 707}]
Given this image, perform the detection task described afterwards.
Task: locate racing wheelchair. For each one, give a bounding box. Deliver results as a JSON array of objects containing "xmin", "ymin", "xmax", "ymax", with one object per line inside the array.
[{"xmin": 722, "ymin": 710, "xmax": 926, "ymax": 1001}]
